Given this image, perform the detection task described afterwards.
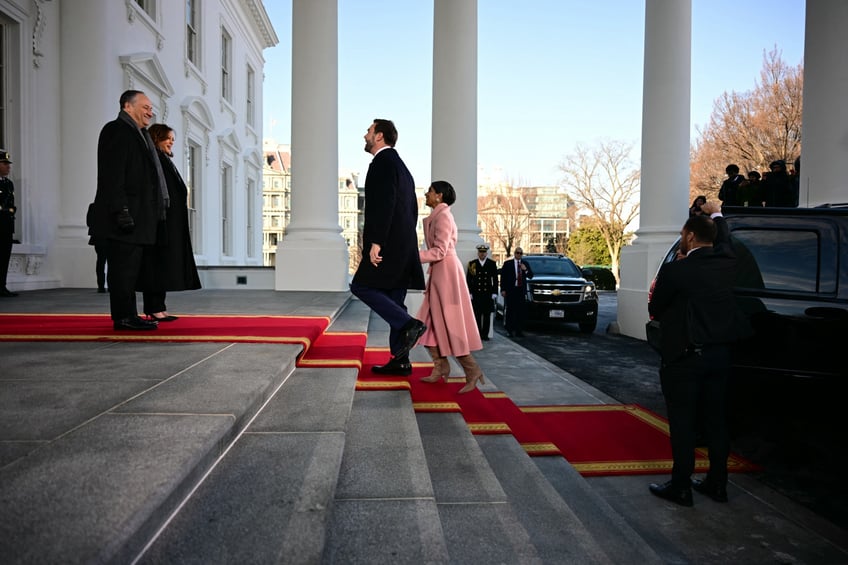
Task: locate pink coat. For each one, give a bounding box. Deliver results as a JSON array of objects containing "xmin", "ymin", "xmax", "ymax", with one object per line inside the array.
[{"xmin": 416, "ymin": 203, "xmax": 482, "ymax": 356}]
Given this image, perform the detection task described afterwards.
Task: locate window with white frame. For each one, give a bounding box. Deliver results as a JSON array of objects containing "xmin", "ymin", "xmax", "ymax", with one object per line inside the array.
[
  {"xmin": 221, "ymin": 29, "xmax": 232, "ymax": 102},
  {"xmin": 222, "ymin": 165, "xmax": 232, "ymax": 255},
  {"xmin": 186, "ymin": 0, "xmax": 199, "ymax": 66},
  {"xmin": 246, "ymin": 65, "xmax": 255, "ymax": 127}
]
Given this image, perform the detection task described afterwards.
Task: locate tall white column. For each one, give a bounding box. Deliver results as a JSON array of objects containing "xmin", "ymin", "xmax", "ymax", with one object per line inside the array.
[
  {"xmin": 432, "ymin": 0, "xmax": 481, "ymax": 262},
  {"xmin": 617, "ymin": 0, "xmax": 691, "ymax": 338},
  {"xmin": 52, "ymin": 0, "xmax": 125, "ymax": 287},
  {"xmin": 800, "ymin": 0, "xmax": 848, "ymax": 207},
  {"xmin": 275, "ymin": 0, "xmax": 348, "ymax": 291}
]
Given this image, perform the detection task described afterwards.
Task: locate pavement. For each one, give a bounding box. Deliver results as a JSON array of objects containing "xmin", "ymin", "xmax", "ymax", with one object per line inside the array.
[{"xmin": 1, "ymin": 288, "xmax": 847, "ymax": 564}]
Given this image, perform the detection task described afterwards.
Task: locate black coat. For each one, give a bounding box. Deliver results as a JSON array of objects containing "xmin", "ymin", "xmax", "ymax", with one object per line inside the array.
[
  {"xmin": 352, "ymin": 148, "xmax": 425, "ymax": 290},
  {"xmin": 138, "ymin": 151, "xmax": 201, "ymax": 292},
  {"xmin": 500, "ymin": 258, "xmax": 534, "ymax": 295},
  {"xmin": 88, "ymin": 115, "xmax": 159, "ymax": 245},
  {"xmin": 648, "ymin": 217, "xmax": 746, "ymax": 362}
]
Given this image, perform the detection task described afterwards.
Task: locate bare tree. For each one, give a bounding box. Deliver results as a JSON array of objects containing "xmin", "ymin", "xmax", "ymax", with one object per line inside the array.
[
  {"xmin": 478, "ymin": 182, "xmax": 530, "ymax": 259},
  {"xmin": 558, "ymin": 140, "xmax": 640, "ymax": 286},
  {"xmin": 691, "ymin": 48, "xmax": 803, "ymax": 200}
]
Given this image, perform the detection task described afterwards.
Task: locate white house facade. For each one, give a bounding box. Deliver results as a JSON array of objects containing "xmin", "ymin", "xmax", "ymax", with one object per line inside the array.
[{"xmin": 1, "ymin": 0, "xmax": 277, "ymax": 291}]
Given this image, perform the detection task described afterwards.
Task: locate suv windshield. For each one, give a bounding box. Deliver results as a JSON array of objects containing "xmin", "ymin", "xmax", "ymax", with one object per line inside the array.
[{"xmin": 525, "ymin": 256, "xmax": 583, "ymax": 277}]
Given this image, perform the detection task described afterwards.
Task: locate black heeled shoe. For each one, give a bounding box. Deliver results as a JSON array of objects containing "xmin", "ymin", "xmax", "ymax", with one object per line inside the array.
[{"xmin": 146, "ymin": 312, "xmax": 179, "ymax": 322}]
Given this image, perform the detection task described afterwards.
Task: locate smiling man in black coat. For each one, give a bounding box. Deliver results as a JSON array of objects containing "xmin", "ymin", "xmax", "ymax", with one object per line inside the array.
[
  {"xmin": 349, "ymin": 119, "xmax": 426, "ymax": 374},
  {"xmin": 89, "ymin": 90, "xmax": 162, "ymax": 331},
  {"xmin": 647, "ymin": 200, "xmax": 748, "ymax": 507}
]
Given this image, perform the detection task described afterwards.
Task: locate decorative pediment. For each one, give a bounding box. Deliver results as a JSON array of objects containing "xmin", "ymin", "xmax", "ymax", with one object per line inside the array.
[
  {"xmin": 180, "ymin": 96, "xmax": 215, "ymax": 131},
  {"xmin": 218, "ymin": 128, "xmax": 242, "ymax": 154},
  {"xmin": 119, "ymin": 53, "xmax": 174, "ymax": 119},
  {"xmin": 244, "ymin": 146, "xmax": 263, "ymax": 169}
]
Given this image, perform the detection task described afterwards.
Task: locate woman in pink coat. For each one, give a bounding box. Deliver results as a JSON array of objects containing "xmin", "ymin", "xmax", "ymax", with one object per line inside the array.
[{"xmin": 416, "ymin": 180, "xmax": 485, "ymax": 394}]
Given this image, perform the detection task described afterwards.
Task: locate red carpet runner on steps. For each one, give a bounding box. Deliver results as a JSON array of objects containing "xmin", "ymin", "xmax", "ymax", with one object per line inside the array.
[{"xmin": 0, "ymin": 313, "xmax": 758, "ymax": 476}]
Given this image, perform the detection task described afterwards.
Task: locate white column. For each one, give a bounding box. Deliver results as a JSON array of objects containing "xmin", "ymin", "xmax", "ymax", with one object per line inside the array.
[
  {"xmin": 432, "ymin": 0, "xmax": 481, "ymax": 263},
  {"xmin": 52, "ymin": 0, "xmax": 123, "ymax": 287},
  {"xmin": 275, "ymin": 0, "xmax": 348, "ymax": 291},
  {"xmin": 800, "ymin": 0, "xmax": 848, "ymax": 207},
  {"xmin": 617, "ymin": 0, "xmax": 691, "ymax": 338}
]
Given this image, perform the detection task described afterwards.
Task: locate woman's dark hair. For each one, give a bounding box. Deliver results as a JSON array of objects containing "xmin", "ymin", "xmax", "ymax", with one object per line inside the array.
[
  {"xmin": 692, "ymin": 195, "xmax": 707, "ymax": 207},
  {"xmin": 147, "ymin": 123, "xmax": 175, "ymax": 155},
  {"xmin": 430, "ymin": 180, "xmax": 456, "ymax": 205}
]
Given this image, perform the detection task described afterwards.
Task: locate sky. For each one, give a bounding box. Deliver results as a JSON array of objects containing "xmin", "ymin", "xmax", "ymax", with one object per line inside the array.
[{"xmin": 261, "ymin": 0, "xmax": 805, "ymax": 188}]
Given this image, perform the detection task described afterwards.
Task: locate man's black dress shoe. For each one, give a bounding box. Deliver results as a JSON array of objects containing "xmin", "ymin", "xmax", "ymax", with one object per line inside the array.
[
  {"xmin": 649, "ymin": 480, "xmax": 693, "ymax": 507},
  {"xmin": 395, "ymin": 319, "xmax": 426, "ymax": 359},
  {"xmin": 114, "ymin": 316, "xmax": 158, "ymax": 331},
  {"xmin": 692, "ymin": 477, "xmax": 728, "ymax": 502},
  {"xmin": 0, "ymin": 288, "xmax": 18, "ymax": 297},
  {"xmin": 147, "ymin": 313, "xmax": 179, "ymax": 322},
  {"xmin": 372, "ymin": 357, "xmax": 413, "ymax": 376}
]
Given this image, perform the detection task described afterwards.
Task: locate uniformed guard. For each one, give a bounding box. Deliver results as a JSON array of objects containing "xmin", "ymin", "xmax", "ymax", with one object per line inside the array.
[
  {"xmin": 466, "ymin": 244, "xmax": 499, "ymax": 340},
  {"xmin": 0, "ymin": 149, "xmax": 18, "ymax": 297}
]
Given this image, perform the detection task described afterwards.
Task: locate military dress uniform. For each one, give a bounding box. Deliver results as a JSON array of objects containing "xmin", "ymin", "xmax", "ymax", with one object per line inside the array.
[
  {"xmin": 466, "ymin": 244, "xmax": 499, "ymax": 339},
  {"xmin": 0, "ymin": 150, "xmax": 17, "ymax": 297}
]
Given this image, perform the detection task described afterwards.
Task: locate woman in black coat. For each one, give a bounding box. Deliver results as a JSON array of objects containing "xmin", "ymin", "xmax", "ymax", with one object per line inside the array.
[{"xmin": 139, "ymin": 124, "xmax": 201, "ymax": 321}]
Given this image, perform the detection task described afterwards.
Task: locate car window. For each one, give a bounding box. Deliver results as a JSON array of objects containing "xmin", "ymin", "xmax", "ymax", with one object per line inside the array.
[
  {"xmin": 731, "ymin": 229, "xmax": 831, "ymax": 293},
  {"xmin": 525, "ymin": 257, "xmax": 582, "ymax": 277}
]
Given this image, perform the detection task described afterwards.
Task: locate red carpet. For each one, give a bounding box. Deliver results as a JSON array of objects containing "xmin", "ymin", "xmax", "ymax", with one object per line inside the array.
[{"xmin": 520, "ymin": 404, "xmax": 760, "ymax": 476}]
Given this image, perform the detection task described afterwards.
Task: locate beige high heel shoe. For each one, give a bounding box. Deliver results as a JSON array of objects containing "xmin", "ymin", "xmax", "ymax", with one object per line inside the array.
[
  {"xmin": 421, "ymin": 346, "xmax": 451, "ymax": 383},
  {"xmin": 457, "ymin": 354, "xmax": 485, "ymax": 394}
]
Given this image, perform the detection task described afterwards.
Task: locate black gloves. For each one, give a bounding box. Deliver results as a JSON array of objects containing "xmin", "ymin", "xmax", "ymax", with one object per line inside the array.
[{"xmin": 116, "ymin": 207, "xmax": 135, "ymax": 233}]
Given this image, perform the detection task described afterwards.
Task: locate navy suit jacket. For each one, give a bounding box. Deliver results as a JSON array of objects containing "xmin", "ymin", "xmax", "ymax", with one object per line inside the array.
[
  {"xmin": 352, "ymin": 147, "xmax": 425, "ymax": 290},
  {"xmin": 500, "ymin": 258, "xmax": 533, "ymax": 295}
]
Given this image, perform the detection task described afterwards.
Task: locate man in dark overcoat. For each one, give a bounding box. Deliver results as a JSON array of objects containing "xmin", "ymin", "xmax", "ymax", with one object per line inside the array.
[
  {"xmin": 89, "ymin": 90, "xmax": 162, "ymax": 330},
  {"xmin": 467, "ymin": 244, "xmax": 498, "ymax": 340},
  {"xmin": 350, "ymin": 119, "xmax": 426, "ymax": 375},
  {"xmin": 648, "ymin": 201, "xmax": 747, "ymax": 506},
  {"xmin": 500, "ymin": 247, "xmax": 533, "ymax": 337}
]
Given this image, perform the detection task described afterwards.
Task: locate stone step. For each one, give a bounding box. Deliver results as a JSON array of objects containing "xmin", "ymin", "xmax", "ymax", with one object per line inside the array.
[
  {"xmin": 0, "ymin": 341, "xmax": 302, "ymax": 564},
  {"xmin": 322, "ymin": 390, "xmax": 449, "ymax": 563},
  {"xmin": 137, "ymin": 366, "xmax": 360, "ymax": 564}
]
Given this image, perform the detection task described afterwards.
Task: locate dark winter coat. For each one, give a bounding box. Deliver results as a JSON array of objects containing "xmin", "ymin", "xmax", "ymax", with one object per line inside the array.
[
  {"xmin": 351, "ymin": 147, "xmax": 425, "ymax": 290},
  {"xmin": 88, "ymin": 113, "xmax": 160, "ymax": 245},
  {"xmin": 138, "ymin": 151, "xmax": 201, "ymax": 292}
]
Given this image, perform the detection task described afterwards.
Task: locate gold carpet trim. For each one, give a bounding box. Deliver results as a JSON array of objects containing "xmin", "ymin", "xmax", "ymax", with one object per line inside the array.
[
  {"xmin": 467, "ymin": 422, "xmax": 511, "ymax": 433},
  {"xmin": 521, "ymin": 442, "xmax": 561, "ymax": 455},
  {"xmin": 413, "ymin": 402, "xmax": 461, "ymax": 411}
]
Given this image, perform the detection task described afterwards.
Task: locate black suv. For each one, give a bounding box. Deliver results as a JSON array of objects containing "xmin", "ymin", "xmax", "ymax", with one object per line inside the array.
[
  {"xmin": 498, "ymin": 254, "xmax": 599, "ymax": 333},
  {"xmin": 657, "ymin": 205, "xmax": 848, "ymax": 380}
]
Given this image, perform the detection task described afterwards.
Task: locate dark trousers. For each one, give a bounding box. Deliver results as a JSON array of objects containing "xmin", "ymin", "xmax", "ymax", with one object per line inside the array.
[
  {"xmin": 105, "ymin": 240, "xmax": 145, "ymax": 321},
  {"xmin": 471, "ymin": 294, "xmax": 493, "ymax": 338},
  {"xmin": 143, "ymin": 291, "xmax": 167, "ymax": 315},
  {"xmin": 660, "ymin": 345, "xmax": 731, "ymax": 487},
  {"xmin": 503, "ymin": 287, "xmax": 528, "ymax": 333},
  {"xmin": 349, "ymin": 282, "xmax": 411, "ymax": 358},
  {"xmin": 94, "ymin": 243, "xmax": 107, "ymax": 290},
  {"xmin": 0, "ymin": 216, "xmax": 12, "ymax": 288}
]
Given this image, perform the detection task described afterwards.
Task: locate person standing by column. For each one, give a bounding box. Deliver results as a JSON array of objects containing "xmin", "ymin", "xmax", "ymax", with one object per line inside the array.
[
  {"xmin": 500, "ymin": 248, "xmax": 533, "ymax": 337},
  {"xmin": 0, "ymin": 150, "xmax": 18, "ymax": 297},
  {"xmin": 466, "ymin": 244, "xmax": 498, "ymax": 340},
  {"xmin": 88, "ymin": 90, "xmax": 163, "ymax": 330},
  {"xmin": 350, "ymin": 119, "xmax": 426, "ymax": 375}
]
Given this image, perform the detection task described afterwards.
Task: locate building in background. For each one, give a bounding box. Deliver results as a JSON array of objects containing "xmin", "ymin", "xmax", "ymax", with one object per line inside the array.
[
  {"xmin": 2, "ymin": 0, "xmax": 277, "ymax": 290},
  {"xmin": 262, "ymin": 141, "xmax": 291, "ymax": 267}
]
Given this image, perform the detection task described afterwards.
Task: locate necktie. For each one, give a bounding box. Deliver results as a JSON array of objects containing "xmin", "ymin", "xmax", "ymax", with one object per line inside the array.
[{"xmin": 516, "ymin": 260, "xmax": 522, "ymax": 286}]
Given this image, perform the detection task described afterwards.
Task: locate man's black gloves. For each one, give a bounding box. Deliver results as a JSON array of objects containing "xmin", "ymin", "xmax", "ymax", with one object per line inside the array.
[{"xmin": 116, "ymin": 207, "xmax": 135, "ymax": 233}]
